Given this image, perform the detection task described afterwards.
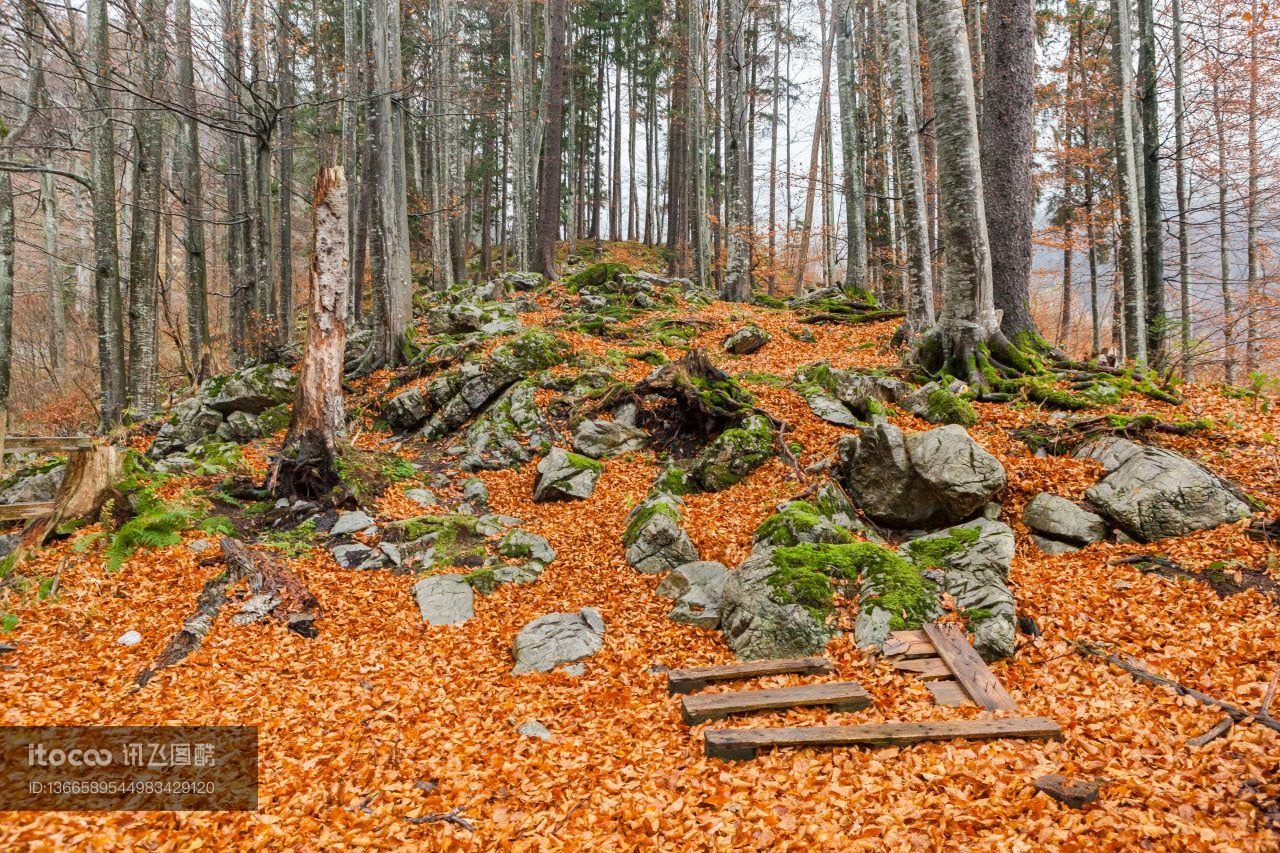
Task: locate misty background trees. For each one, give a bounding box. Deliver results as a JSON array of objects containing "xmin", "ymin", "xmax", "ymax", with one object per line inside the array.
[{"xmin": 0, "ymin": 0, "xmax": 1277, "ymax": 430}]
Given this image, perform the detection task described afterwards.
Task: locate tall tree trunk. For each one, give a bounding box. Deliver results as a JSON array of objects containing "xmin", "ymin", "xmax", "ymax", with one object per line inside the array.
[
  {"xmin": 980, "ymin": 0, "xmax": 1039, "ymax": 343},
  {"xmin": 175, "ymin": 0, "xmax": 210, "ymax": 376},
  {"xmin": 913, "ymin": 0, "xmax": 1016, "ymax": 384},
  {"xmin": 223, "ymin": 0, "xmax": 253, "ymax": 362},
  {"xmin": 886, "ymin": 0, "xmax": 934, "ymax": 335},
  {"xmin": 0, "ymin": 172, "xmax": 12, "ymax": 408},
  {"xmin": 836, "ymin": 1, "xmax": 868, "ymax": 298},
  {"xmin": 688, "ymin": 0, "xmax": 710, "ymax": 287},
  {"xmin": 88, "ymin": 0, "xmax": 126, "ymax": 424},
  {"xmin": 611, "ymin": 52, "xmax": 623, "ymax": 242},
  {"xmin": 793, "ymin": 8, "xmax": 836, "ymax": 293},
  {"xmin": 341, "ymin": 0, "xmax": 363, "ymax": 314},
  {"xmin": 277, "ymin": 0, "xmax": 295, "ymax": 344},
  {"xmin": 1172, "ymin": 0, "xmax": 1190, "ymax": 380},
  {"xmin": 1244, "ymin": 0, "xmax": 1260, "ymax": 373},
  {"xmin": 41, "ymin": 172, "xmax": 64, "ymax": 373},
  {"xmin": 367, "ymin": 0, "xmax": 412, "ymax": 366},
  {"xmin": 534, "ymin": 0, "xmax": 568, "ymax": 278},
  {"xmin": 1136, "ymin": 0, "xmax": 1164, "ymax": 360},
  {"xmin": 722, "ymin": 0, "xmax": 752, "ymax": 301},
  {"xmin": 509, "ymin": 0, "xmax": 533, "ymax": 271},
  {"xmin": 1111, "ymin": 0, "xmax": 1147, "ymax": 363},
  {"xmin": 267, "ymin": 169, "xmax": 348, "ymax": 500},
  {"xmin": 1212, "ymin": 73, "xmax": 1233, "ymax": 384},
  {"xmin": 126, "ymin": 0, "xmax": 168, "ymax": 415},
  {"xmin": 667, "ymin": 0, "xmax": 691, "ymax": 276}
]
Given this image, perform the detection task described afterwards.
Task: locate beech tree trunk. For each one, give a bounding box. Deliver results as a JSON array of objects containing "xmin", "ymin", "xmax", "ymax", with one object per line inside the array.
[
  {"xmin": 912, "ymin": 0, "xmax": 1019, "ymax": 384},
  {"xmin": 534, "ymin": 0, "xmax": 568, "ymax": 278},
  {"xmin": 1111, "ymin": 0, "xmax": 1147, "ymax": 363},
  {"xmin": 1137, "ymin": 0, "xmax": 1164, "ymax": 360},
  {"xmin": 981, "ymin": 0, "xmax": 1039, "ymax": 343},
  {"xmin": 175, "ymin": 0, "xmax": 210, "ymax": 376},
  {"xmin": 886, "ymin": 0, "xmax": 934, "ymax": 336},
  {"xmin": 836, "ymin": 1, "xmax": 868, "ymax": 297},
  {"xmin": 89, "ymin": 0, "xmax": 127, "ymax": 425},
  {"xmin": 1172, "ymin": 0, "xmax": 1191, "ymax": 379},
  {"xmin": 722, "ymin": 0, "xmax": 752, "ymax": 302},
  {"xmin": 268, "ymin": 169, "xmax": 349, "ymax": 500}
]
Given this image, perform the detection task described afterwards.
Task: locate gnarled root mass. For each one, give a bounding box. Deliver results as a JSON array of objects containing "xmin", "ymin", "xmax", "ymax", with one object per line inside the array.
[{"xmin": 266, "ymin": 428, "xmax": 342, "ymax": 503}]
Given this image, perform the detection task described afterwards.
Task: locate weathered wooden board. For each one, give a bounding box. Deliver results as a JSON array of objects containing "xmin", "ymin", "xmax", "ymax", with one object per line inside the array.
[
  {"xmin": 923, "ymin": 622, "xmax": 1018, "ymax": 712},
  {"xmin": 681, "ymin": 681, "xmax": 871, "ymax": 725},
  {"xmin": 2, "ymin": 436, "xmax": 94, "ymax": 455},
  {"xmin": 890, "ymin": 656, "xmax": 952, "ymax": 680},
  {"xmin": 704, "ymin": 717, "xmax": 1062, "ymax": 760},
  {"xmin": 0, "ymin": 502, "xmax": 56, "ymax": 522},
  {"xmin": 925, "ymin": 679, "xmax": 974, "ymax": 708},
  {"xmin": 666, "ymin": 657, "xmax": 832, "ymax": 695}
]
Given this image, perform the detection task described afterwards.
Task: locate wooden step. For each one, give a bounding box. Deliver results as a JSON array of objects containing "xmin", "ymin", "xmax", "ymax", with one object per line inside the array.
[
  {"xmin": 666, "ymin": 656, "xmax": 832, "ymax": 695},
  {"xmin": 0, "ymin": 501, "xmax": 55, "ymax": 522},
  {"xmin": 923, "ymin": 622, "xmax": 1018, "ymax": 712},
  {"xmin": 2, "ymin": 436, "xmax": 93, "ymax": 455},
  {"xmin": 704, "ymin": 716, "xmax": 1062, "ymax": 760},
  {"xmin": 890, "ymin": 656, "xmax": 952, "ymax": 680},
  {"xmin": 925, "ymin": 679, "xmax": 974, "ymax": 708},
  {"xmin": 881, "ymin": 635, "xmax": 937, "ymax": 659},
  {"xmin": 681, "ymin": 681, "xmax": 871, "ymax": 725}
]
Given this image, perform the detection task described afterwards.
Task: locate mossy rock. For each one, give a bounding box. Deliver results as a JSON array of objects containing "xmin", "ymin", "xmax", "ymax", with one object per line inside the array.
[
  {"xmin": 690, "ymin": 414, "xmax": 775, "ymax": 492},
  {"xmin": 923, "ymin": 387, "xmax": 978, "ymax": 427},
  {"xmin": 753, "ymin": 501, "xmax": 856, "ymax": 549},
  {"xmin": 564, "ymin": 262, "xmax": 633, "ymax": 293}
]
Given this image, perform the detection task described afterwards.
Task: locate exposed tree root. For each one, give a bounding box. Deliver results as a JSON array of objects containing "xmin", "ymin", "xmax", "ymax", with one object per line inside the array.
[
  {"xmin": 629, "ymin": 348, "xmax": 754, "ymax": 453},
  {"xmin": 266, "ymin": 429, "xmax": 343, "ymax": 503},
  {"xmin": 1012, "ymin": 412, "xmax": 1214, "ymax": 455}
]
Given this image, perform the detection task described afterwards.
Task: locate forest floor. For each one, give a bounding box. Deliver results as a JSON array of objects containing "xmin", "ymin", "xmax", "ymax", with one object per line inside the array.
[{"xmin": 1, "ymin": 249, "xmax": 1278, "ymax": 849}]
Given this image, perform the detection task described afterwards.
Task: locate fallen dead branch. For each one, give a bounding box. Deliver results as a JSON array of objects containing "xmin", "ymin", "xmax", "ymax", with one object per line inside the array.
[
  {"xmin": 137, "ymin": 538, "xmax": 318, "ymax": 686},
  {"xmin": 1074, "ymin": 641, "xmax": 1280, "ymax": 734},
  {"xmin": 403, "ymin": 806, "xmax": 475, "ymax": 832},
  {"xmin": 1186, "ymin": 715, "xmax": 1234, "ymax": 747},
  {"xmin": 1109, "ymin": 554, "xmax": 1280, "ymax": 601}
]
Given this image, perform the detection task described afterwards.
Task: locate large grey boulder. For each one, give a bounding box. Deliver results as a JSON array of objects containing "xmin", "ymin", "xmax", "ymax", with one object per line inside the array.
[
  {"xmin": 719, "ymin": 552, "xmax": 831, "ymax": 660},
  {"xmin": 572, "ymin": 419, "xmax": 649, "ymax": 459},
  {"xmin": 838, "ymin": 422, "xmax": 1005, "ymax": 528},
  {"xmin": 204, "ymin": 365, "xmax": 294, "ymax": 414},
  {"xmin": 498, "ymin": 529, "xmax": 556, "ymax": 565},
  {"xmin": 655, "ymin": 561, "xmax": 729, "ymax": 628},
  {"xmin": 149, "ymin": 399, "xmax": 225, "ymax": 457},
  {"xmin": 456, "ymin": 381, "xmax": 552, "ymax": 472},
  {"xmin": 511, "ymin": 607, "xmax": 606, "ymax": 674},
  {"xmin": 216, "ymin": 411, "xmax": 262, "ymax": 442},
  {"xmin": 689, "ymin": 414, "xmax": 776, "ymax": 492},
  {"xmin": 623, "ymin": 495, "xmax": 699, "ymax": 573},
  {"xmin": 905, "ymin": 518, "xmax": 1017, "ymax": 660},
  {"xmin": 385, "ymin": 388, "xmax": 431, "ymax": 432},
  {"xmin": 0, "ymin": 465, "xmax": 66, "ymax": 505},
  {"xmin": 412, "ymin": 574, "xmax": 475, "ymax": 625},
  {"xmin": 1077, "ymin": 437, "xmax": 1250, "ymax": 541},
  {"xmin": 723, "ymin": 325, "xmax": 772, "ymax": 355},
  {"xmin": 1022, "ymin": 493, "xmax": 1108, "ymax": 546},
  {"xmin": 533, "ymin": 448, "xmax": 602, "ymax": 502},
  {"xmin": 331, "ymin": 510, "xmax": 376, "ymax": 537}
]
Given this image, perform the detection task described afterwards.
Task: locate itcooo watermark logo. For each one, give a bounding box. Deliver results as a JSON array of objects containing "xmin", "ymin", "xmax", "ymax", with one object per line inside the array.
[{"xmin": 1, "ymin": 726, "xmax": 257, "ymax": 811}]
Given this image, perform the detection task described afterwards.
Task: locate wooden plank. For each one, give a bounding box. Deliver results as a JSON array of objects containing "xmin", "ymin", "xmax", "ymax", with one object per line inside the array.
[
  {"xmin": 889, "ymin": 630, "xmax": 929, "ymax": 644},
  {"xmin": 890, "ymin": 656, "xmax": 952, "ymax": 680},
  {"xmin": 2, "ymin": 436, "xmax": 93, "ymax": 455},
  {"xmin": 925, "ymin": 679, "xmax": 974, "ymax": 708},
  {"xmin": 882, "ymin": 639, "xmax": 937, "ymax": 660},
  {"xmin": 681, "ymin": 681, "xmax": 871, "ymax": 725},
  {"xmin": 0, "ymin": 502, "xmax": 55, "ymax": 522},
  {"xmin": 704, "ymin": 716, "xmax": 1062, "ymax": 760},
  {"xmin": 923, "ymin": 622, "xmax": 1019, "ymax": 712},
  {"xmin": 666, "ymin": 657, "xmax": 831, "ymax": 695}
]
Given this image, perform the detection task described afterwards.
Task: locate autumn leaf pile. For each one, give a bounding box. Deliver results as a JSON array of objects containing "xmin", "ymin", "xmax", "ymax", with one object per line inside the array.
[{"xmin": 1, "ymin": 281, "xmax": 1277, "ymax": 850}]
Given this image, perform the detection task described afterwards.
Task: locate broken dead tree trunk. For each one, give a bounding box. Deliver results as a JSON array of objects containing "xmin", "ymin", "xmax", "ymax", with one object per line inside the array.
[
  {"xmin": 9, "ymin": 443, "xmax": 122, "ymax": 567},
  {"xmin": 137, "ymin": 537, "xmax": 318, "ymax": 686},
  {"xmin": 267, "ymin": 168, "xmax": 349, "ymax": 502},
  {"xmin": 1075, "ymin": 641, "xmax": 1280, "ymax": 734}
]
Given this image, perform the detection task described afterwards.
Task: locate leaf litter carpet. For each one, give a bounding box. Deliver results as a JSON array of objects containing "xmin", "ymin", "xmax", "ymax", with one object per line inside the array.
[{"xmin": 1, "ymin": 310, "xmax": 1278, "ymax": 850}]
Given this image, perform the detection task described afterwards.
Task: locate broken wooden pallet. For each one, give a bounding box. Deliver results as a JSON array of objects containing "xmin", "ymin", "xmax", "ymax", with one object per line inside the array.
[
  {"xmin": 666, "ymin": 656, "xmax": 831, "ymax": 695},
  {"xmin": 922, "ymin": 622, "xmax": 1018, "ymax": 712},
  {"xmin": 681, "ymin": 681, "xmax": 871, "ymax": 725},
  {"xmin": 704, "ymin": 716, "xmax": 1062, "ymax": 760},
  {"xmin": 883, "ymin": 631, "xmax": 973, "ymax": 707}
]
